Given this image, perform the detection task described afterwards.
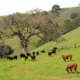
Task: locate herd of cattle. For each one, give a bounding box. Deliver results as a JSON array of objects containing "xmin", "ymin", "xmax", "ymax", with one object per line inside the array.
[{"xmin": 7, "ymin": 47, "xmax": 77, "ymax": 74}]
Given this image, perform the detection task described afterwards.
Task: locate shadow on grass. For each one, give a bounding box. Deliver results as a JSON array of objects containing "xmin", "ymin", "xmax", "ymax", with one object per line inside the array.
[
  {"xmin": 68, "ymin": 71, "xmax": 80, "ymax": 74},
  {"xmin": 65, "ymin": 59, "xmax": 76, "ymax": 62}
]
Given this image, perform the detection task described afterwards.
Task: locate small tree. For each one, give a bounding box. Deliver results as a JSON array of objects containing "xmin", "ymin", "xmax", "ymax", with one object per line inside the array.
[
  {"xmin": 52, "ymin": 4, "xmax": 61, "ymax": 10},
  {"xmin": 0, "ymin": 33, "xmax": 13, "ymax": 58},
  {"xmin": 41, "ymin": 11, "xmax": 47, "ymax": 16},
  {"xmin": 64, "ymin": 19, "xmax": 71, "ymax": 24},
  {"xmin": 70, "ymin": 12, "xmax": 79, "ymax": 19}
]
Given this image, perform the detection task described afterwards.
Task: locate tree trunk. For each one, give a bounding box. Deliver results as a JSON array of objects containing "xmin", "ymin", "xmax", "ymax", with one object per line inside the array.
[
  {"xmin": 23, "ymin": 42, "xmax": 28, "ymax": 54},
  {"xmin": 23, "ymin": 47, "xmax": 27, "ymax": 54}
]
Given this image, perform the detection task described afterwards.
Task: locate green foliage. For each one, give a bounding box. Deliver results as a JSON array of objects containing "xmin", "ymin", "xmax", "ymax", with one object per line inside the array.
[
  {"xmin": 70, "ymin": 12, "xmax": 79, "ymax": 19},
  {"xmin": 64, "ymin": 19, "xmax": 71, "ymax": 24},
  {"xmin": 0, "ymin": 45, "xmax": 14, "ymax": 58},
  {"xmin": 52, "ymin": 5, "xmax": 61, "ymax": 10},
  {"xmin": 41, "ymin": 11, "xmax": 47, "ymax": 16},
  {"xmin": 37, "ymin": 23, "xmax": 60, "ymax": 47},
  {"xmin": 51, "ymin": 9, "xmax": 58, "ymax": 13},
  {"xmin": 62, "ymin": 15, "xmax": 80, "ymax": 33}
]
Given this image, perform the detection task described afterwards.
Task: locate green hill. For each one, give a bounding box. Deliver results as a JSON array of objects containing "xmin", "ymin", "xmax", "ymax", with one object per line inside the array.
[
  {"xmin": 59, "ymin": 7, "xmax": 80, "ymax": 20},
  {"xmin": 1, "ymin": 6, "xmax": 80, "ymax": 80},
  {"xmin": 0, "ymin": 27, "xmax": 80, "ymax": 80},
  {"xmin": 31, "ymin": 27, "xmax": 80, "ymax": 52}
]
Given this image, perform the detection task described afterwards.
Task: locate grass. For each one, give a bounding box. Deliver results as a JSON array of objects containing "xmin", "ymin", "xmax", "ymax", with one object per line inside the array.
[
  {"xmin": 4, "ymin": 35, "xmax": 39, "ymax": 56},
  {"xmin": 0, "ymin": 9, "xmax": 80, "ymax": 79},
  {"xmin": 0, "ymin": 46, "xmax": 80, "ymax": 80},
  {"xmin": 59, "ymin": 7, "xmax": 80, "ymax": 20},
  {"xmin": 0, "ymin": 27, "xmax": 80, "ymax": 79}
]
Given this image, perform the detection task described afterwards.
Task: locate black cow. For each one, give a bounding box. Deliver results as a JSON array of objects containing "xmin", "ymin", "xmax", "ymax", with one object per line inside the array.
[
  {"xmin": 36, "ymin": 51, "xmax": 39, "ymax": 55},
  {"xmin": 52, "ymin": 47, "xmax": 57, "ymax": 54},
  {"xmin": 26, "ymin": 52, "xmax": 31, "ymax": 56},
  {"xmin": 20, "ymin": 53, "xmax": 25, "ymax": 58},
  {"xmin": 31, "ymin": 56, "xmax": 36, "ymax": 61},
  {"xmin": 32, "ymin": 52, "xmax": 35, "ymax": 55},
  {"xmin": 25, "ymin": 56, "xmax": 28, "ymax": 60},
  {"xmin": 9, "ymin": 57, "xmax": 14, "ymax": 60},
  {"xmin": 48, "ymin": 52, "xmax": 52, "ymax": 56},
  {"xmin": 14, "ymin": 55, "xmax": 17, "ymax": 60}
]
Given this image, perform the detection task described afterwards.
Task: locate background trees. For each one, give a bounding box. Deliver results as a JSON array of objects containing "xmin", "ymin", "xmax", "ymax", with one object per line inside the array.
[
  {"xmin": 0, "ymin": 33, "xmax": 13, "ymax": 58},
  {"xmin": 0, "ymin": 45, "xmax": 13, "ymax": 58},
  {"xmin": 70, "ymin": 12, "xmax": 79, "ymax": 19},
  {"xmin": 0, "ymin": 10, "xmax": 63, "ymax": 54},
  {"xmin": 51, "ymin": 4, "xmax": 60, "ymax": 16},
  {"xmin": 52, "ymin": 5, "xmax": 61, "ymax": 10}
]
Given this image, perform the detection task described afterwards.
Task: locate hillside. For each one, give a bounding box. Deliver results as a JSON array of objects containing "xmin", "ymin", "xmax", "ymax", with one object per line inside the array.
[
  {"xmin": 59, "ymin": 6, "xmax": 80, "ymax": 20},
  {"xmin": 0, "ymin": 6, "xmax": 80, "ymax": 56},
  {"xmin": 0, "ymin": 27, "xmax": 80, "ymax": 80},
  {"xmin": 31, "ymin": 27, "xmax": 80, "ymax": 52}
]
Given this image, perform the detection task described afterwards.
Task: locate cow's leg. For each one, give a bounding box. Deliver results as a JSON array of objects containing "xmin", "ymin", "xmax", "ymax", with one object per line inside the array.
[
  {"xmin": 63, "ymin": 58, "xmax": 66, "ymax": 61},
  {"xmin": 70, "ymin": 69, "xmax": 72, "ymax": 74},
  {"xmin": 75, "ymin": 69, "xmax": 77, "ymax": 74}
]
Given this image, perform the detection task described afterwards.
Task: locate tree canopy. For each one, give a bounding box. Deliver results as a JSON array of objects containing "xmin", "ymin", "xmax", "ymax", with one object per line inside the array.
[
  {"xmin": 52, "ymin": 4, "xmax": 61, "ymax": 10},
  {"xmin": 70, "ymin": 12, "xmax": 79, "ymax": 19}
]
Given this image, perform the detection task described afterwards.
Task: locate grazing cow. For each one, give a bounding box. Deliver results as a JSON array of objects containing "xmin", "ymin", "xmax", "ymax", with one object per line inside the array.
[
  {"xmin": 62, "ymin": 54, "xmax": 72, "ymax": 61},
  {"xmin": 30, "ymin": 55, "xmax": 36, "ymax": 61},
  {"xmin": 26, "ymin": 52, "xmax": 31, "ymax": 56},
  {"xmin": 9, "ymin": 57, "xmax": 14, "ymax": 60},
  {"xmin": 25, "ymin": 56, "xmax": 28, "ymax": 60},
  {"xmin": 20, "ymin": 53, "xmax": 25, "ymax": 58},
  {"xmin": 52, "ymin": 47, "xmax": 57, "ymax": 54},
  {"xmin": 48, "ymin": 52, "xmax": 52, "ymax": 56},
  {"xmin": 32, "ymin": 52, "xmax": 35, "ymax": 55},
  {"xmin": 7, "ymin": 56, "xmax": 10, "ymax": 60},
  {"xmin": 36, "ymin": 51, "xmax": 39, "ymax": 55},
  {"xmin": 14, "ymin": 55, "xmax": 17, "ymax": 60},
  {"xmin": 40, "ymin": 50, "xmax": 45, "ymax": 53},
  {"xmin": 66, "ymin": 63, "xmax": 77, "ymax": 74}
]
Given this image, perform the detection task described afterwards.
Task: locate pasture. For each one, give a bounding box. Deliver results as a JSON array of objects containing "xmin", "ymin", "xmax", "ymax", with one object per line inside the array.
[
  {"xmin": 0, "ymin": 46, "xmax": 80, "ymax": 80},
  {"xmin": 1, "ymin": 23, "xmax": 80, "ymax": 80}
]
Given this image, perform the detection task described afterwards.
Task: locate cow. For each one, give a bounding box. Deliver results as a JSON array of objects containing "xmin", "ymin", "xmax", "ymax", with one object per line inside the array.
[
  {"xmin": 26, "ymin": 52, "xmax": 31, "ymax": 56},
  {"xmin": 25, "ymin": 56, "xmax": 28, "ymax": 60},
  {"xmin": 7, "ymin": 56, "xmax": 10, "ymax": 60},
  {"xmin": 66, "ymin": 63, "xmax": 77, "ymax": 74},
  {"xmin": 48, "ymin": 52, "xmax": 52, "ymax": 56},
  {"xmin": 62, "ymin": 54, "xmax": 72, "ymax": 61},
  {"xmin": 30, "ymin": 55, "xmax": 36, "ymax": 61},
  {"xmin": 20, "ymin": 53, "xmax": 25, "ymax": 58},
  {"xmin": 40, "ymin": 50, "xmax": 45, "ymax": 53},
  {"xmin": 9, "ymin": 57, "xmax": 14, "ymax": 60},
  {"xmin": 52, "ymin": 47, "xmax": 57, "ymax": 54},
  {"xmin": 14, "ymin": 55, "xmax": 17, "ymax": 60},
  {"xmin": 32, "ymin": 52, "xmax": 35, "ymax": 55},
  {"xmin": 7, "ymin": 56, "xmax": 14, "ymax": 60},
  {"xmin": 36, "ymin": 51, "xmax": 39, "ymax": 55}
]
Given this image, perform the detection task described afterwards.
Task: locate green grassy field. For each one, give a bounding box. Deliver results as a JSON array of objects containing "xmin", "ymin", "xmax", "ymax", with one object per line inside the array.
[
  {"xmin": 0, "ymin": 27, "xmax": 80, "ymax": 80},
  {"xmin": 0, "ymin": 46, "xmax": 80, "ymax": 80}
]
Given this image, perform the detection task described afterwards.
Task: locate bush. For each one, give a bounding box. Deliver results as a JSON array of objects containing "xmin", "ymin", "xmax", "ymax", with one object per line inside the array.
[
  {"xmin": 70, "ymin": 12, "xmax": 79, "ymax": 19},
  {"xmin": 0, "ymin": 45, "xmax": 14, "ymax": 58}
]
